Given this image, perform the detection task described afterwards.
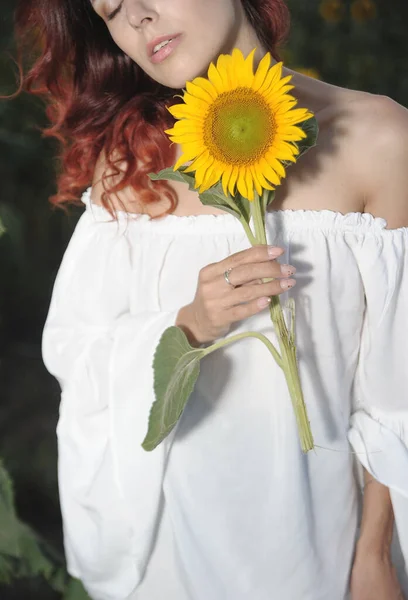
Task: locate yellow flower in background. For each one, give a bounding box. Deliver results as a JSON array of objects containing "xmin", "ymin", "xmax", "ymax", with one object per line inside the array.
[
  {"xmin": 319, "ymin": 0, "xmax": 345, "ymax": 23},
  {"xmin": 351, "ymin": 0, "xmax": 377, "ymax": 22},
  {"xmin": 165, "ymin": 48, "xmax": 313, "ymax": 202},
  {"xmin": 295, "ymin": 67, "xmax": 321, "ymax": 80}
]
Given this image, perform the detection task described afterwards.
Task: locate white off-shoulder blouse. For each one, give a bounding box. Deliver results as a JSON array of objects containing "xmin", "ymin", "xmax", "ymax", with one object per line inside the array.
[{"xmin": 42, "ymin": 188, "xmax": 408, "ymax": 600}]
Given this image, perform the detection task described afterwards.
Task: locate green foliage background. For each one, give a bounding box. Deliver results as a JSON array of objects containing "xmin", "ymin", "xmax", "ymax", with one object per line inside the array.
[{"xmin": 0, "ymin": 0, "xmax": 407, "ymax": 597}]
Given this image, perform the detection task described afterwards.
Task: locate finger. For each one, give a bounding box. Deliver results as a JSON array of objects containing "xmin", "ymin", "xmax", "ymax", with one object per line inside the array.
[
  {"xmin": 224, "ymin": 282, "xmax": 294, "ymax": 322},
  {"xmin": 218, "ymin": 260, "xmax": 295, "ymax": 288},
  {"xmin": 224, "ymin": 245, "xmax": 285, "ymax": 271},
  {"xmin": 224, "ymin": 278, "xmax": 296, "ymax": 310},
  {"xmin": 240, "ymin": 278, "xmax": 263, "ymax": 287},
  {"xmin": 201, "ymin": 245, "xmax": 284, "ymax": 282}
]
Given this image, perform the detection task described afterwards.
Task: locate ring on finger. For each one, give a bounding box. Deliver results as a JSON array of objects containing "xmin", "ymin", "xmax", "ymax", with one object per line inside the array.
[{"xmin": 224, "ymin": 267, "xmax": 236, "ymax": 289}]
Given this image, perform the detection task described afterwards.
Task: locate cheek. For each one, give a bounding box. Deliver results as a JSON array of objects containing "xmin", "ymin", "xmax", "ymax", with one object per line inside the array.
[{"xmin": 109, "ymin": 27, "xmax": 145, "ymax": 64}]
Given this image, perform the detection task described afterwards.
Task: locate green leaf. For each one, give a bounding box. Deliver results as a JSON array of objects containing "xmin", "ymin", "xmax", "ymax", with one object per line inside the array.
[
  {"xmin": 0, "ymin": 460, "xmax": 71, "ymax": 590},
  {"xmin": 261, "ymin": 189, "xmax": 275, "ymax": 216},
  {"xmin": 64, "ymin": 578, "xmax": 92, "ymax": 600},
  {"xmin": 228, "ymin": 193, "xmax": 252, "ymax": 226},
  {"xmin": 0, "ymin": 554, "xmax": 15, "ymax": 584},
  {"xmin": 0, "ymin": 203, "xmax": 25, "ymax": 269},
  {"xmin": 49, "ymin": 567, "xmax": 68, "ymax": 594},
  {"xmin": 15, "ymin": 522, "xmax": 55, "ymax": 581},
  {"xmin": 0, "ymin": 460, "xmax": 20, "ymax": 560},
  {"xmin": 148, "ymin": 167, "xmax": 244, "ymax": 220},
  {"xmin": 142, "ymin": 327, "xmax": 206, "ymax": 451},
  {"xmin": 277, "ymin": 116, "xmax": 319, "ymax": 172},
  {"xmin": 148, "ymin": 166, "xmax": 196, "ymax": 188},
  {"xmin": 297, "ymin": 115, "xmax": 319, "ymax": 158}
]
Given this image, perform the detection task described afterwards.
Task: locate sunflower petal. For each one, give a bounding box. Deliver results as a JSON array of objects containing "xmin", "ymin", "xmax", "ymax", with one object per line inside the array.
[
  {"xmin": 250, "ymin": 165, "xmax": 263, "ymax": 197},
  {"xmin": 184, "ymin": 151, "xmax": 212, "ymax": 174},
  {"xmin": 272, "ymin": 145, "xmax": 299, "ymax": 161},
  {"xmin": 258, "ymin": 61, "xmax": 285, "ymax": 94},
  {"xmin": 205, "ymin": 167, "xmax": 221, "ymax": 190},
  {"xmin": 253, "ymin": 52, "xmax": 271, "ymax": 91},
  {"xmin": 254, "ymin": 166, "xmax": 275, "ymax": 191},
  {"xmin": 259, "ymin": 157, "xmax": 282, "ymax": 186},
  {"xmin": 282, "ymin": 108, "xmax": 314, "ymax": 124},
  {"xmin": 193, "ymin": 152, "xmax": 216, "ymax": 184},
  {"xmin": 173, "ymin": 143, "xmax": 202, "ymax": 162},
  {"xmin": 182, "ymin": 92, "xmax": 210, "ymax": 111},
  {"xmin": 200, "ymin": 162, "xmax": 216, "ymax": 189},
  {"xmin": 244, "ymin": 168, "xmax": 255, "ymax": 201},
  {"xmin": 186, "ymin": 80, "xmax": 214, "ymax": 104},
  {"xmin": 195, "ymin": 161, "xmax": 213, "ymax": 187},
  {"xmin": 228, "ymin": 166, "xmax": 239, "ymax": 196},
  {"xmin": 171, "ymin": 119, "xmax": 202, "ymax": 133},
  {"xmin": 208, "ymin": 62, "xmax": 227, "ymax": 94},
  {"xmin": 269, "ymin": 158, "xmax": 287, "ymax": 178},
  {"xmin": 216, "ymin": 54, "xmax": 234, "ymax": 88},
  {"xmin": 189, "ymin": 77, "xmax": 218, "ymax": 100},
  {"xmin": 221, "ymin": 163, "xmax": 233, "ymax": 197},
  {"xmin": 237, "ymin": 171, "xmax": 248, "ymax": 198},
  {"xmin": 168, "ymin": 104, "xmax": 204, "ymax": 121},
  {"xmin": 199, "ymin": 163, "xmax": 220, "ymax": 193},
  {"xmin": 174, "ymin": 154, "xmax": 189, "ymax": 170},
  {"xmin": 240, "ymin": 48, "xmax": 256, "ymax": 87}
]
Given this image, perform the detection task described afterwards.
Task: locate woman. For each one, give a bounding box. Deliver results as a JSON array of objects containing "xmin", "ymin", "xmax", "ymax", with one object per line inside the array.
[{"xmin": 14, "ymin": 0, "xmax": 408, "ymax": 599}]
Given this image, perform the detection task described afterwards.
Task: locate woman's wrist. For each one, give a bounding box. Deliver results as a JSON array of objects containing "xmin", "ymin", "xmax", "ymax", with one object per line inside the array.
[{"xmin": 176, "ymin": 304, "xmax": 203, "ymax": 347}]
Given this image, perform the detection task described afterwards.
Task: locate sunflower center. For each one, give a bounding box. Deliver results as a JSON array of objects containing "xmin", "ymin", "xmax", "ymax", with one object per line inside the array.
[{"xmin": 204, "ymin": 88, "xmax": 276, "ymax": 165}]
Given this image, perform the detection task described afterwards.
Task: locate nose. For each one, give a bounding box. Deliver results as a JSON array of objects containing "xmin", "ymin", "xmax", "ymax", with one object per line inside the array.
[{"xmin": 124, "ymin": 0, "xmax": 158, "ymax": 29}]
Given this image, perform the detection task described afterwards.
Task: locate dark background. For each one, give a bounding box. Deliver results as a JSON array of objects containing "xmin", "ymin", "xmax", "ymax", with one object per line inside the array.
[{"xmin": 0, "ymin": 0, "xmax": 407, "ymax": 597}]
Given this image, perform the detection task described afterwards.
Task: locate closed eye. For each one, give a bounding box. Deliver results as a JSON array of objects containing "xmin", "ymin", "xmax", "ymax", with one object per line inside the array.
[{"xmin": 107, "ymin": 0, "xmax": 124, "ymax": 21}]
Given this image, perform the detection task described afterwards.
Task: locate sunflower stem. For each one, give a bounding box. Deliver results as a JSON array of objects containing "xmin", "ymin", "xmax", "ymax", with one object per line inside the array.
[
  {"xmin": 239, "ymin": 216, "xmax": 257, "ymax": 246},
  {"xmin": 224, "ymin": 194, "xmax": 257, "ymax": 245},
  {"xmin": 201, "ymin": 330, "xmax": 283, "ymax": 368},
  {"xmin": 250, "ymin": 190, "xmax": 314, "ymax": 453}
]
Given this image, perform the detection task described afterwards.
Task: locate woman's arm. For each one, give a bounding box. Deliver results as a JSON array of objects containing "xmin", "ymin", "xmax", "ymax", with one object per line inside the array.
[
  {"xmin": 356, "ymin": 469, "xmax": 394, "ymax": 560},
  {"xmin": 350, "ymin": 473, "xmax": 405, "ymax": 599},
  {"xmin": 348, "ymin": 94, "xmax": 408, "ymax": 600}
]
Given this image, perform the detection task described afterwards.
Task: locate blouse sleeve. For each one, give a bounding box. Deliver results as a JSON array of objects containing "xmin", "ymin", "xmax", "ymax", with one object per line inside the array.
[
  {"xmin": 42, "ymin": 197, "xmax": 180, "ymax": 600},
  {"xmin": 348, "ymin": 226, "xmax": 408, "ymax": 561}
]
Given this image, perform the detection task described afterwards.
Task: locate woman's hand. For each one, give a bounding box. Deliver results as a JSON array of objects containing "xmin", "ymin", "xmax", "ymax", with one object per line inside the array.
[
  {"xmin": 176, "ymin": 244, "xmax": 296, "ymax": 346},
  {"xmin": 350, "ymin": 554, "xmax": 405, "ymax": 600}
]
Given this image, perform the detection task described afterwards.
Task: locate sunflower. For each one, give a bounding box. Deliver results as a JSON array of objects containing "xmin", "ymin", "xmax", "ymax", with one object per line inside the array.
[{"xmin": 165, "ymin": 48, "xmax": 313, "ymax": 202}]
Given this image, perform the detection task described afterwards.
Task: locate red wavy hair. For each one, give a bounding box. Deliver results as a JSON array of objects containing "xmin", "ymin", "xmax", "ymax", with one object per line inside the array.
[{"xmin": 14, "ymin": 0, "xmax": 290, "ymax": 218}]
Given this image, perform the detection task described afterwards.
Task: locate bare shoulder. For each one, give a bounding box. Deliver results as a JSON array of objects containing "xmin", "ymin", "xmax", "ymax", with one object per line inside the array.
[
  {"xmin": 342, "ymin": 89, "xmax": 408, "ymax": 228},
  {"xmin": 345, "ymin": 89, "xmax": 408, "ymax": 154}
]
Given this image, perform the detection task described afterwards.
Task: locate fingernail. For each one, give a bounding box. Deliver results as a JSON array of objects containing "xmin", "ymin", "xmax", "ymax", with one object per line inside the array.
[
  {"xmin": 258, "ymin": 296, "xmax": 272, "ymax": 308},
  {"xmin": 280, "ymin": 278, "xmax": 297, "ymax": 290},
  {"xmin": 280, "ymin": 264, "xmax": 297, "ymax": 277},
  {"xmin": 267, "ymin": 246, "xmax": 284, "ymax": 259}
]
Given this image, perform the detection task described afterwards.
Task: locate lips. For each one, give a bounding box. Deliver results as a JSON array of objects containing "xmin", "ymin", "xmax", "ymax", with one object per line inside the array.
[{"xmin": 147, "ymin": 33, "xmax": 181, "ymax": 58}]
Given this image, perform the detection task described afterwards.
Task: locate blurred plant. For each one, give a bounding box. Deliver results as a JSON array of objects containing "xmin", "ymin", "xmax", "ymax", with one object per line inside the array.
[
  {"xmin": 0, "ymin": 200, "xmax": 87, "ymax": 599},
  {"xmin": 351, "ymin": 0, "xmax": 377, "ymax": 22},
  {"xmin": 0, "ymin": 459, "xmax": 90, "ymax": 599},
  {"xmin": 319, "ymin": 0, "xmax": 346, "ymax": 23}
]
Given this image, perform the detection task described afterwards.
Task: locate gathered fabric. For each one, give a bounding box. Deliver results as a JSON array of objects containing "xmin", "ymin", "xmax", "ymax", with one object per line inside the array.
[{"xmin": 42, "ymin": 188, "xmax": 408, "ymax": 600}]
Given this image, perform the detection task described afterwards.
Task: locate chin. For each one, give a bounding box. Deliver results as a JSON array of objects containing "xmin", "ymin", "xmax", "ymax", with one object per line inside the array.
[
  {"xmin": 158, "ymin": 57, "xmax": 212, "ymax": 90},
  {"xmin": 165, "ymin": 78, "xmax": 190, "ymax": 90}
]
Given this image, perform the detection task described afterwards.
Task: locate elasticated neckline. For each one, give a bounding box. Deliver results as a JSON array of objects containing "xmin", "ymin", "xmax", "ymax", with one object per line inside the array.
[{"xmin": 81, "ymin": 186, "xmax": 392, "ymax": 234}]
